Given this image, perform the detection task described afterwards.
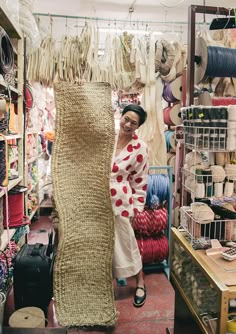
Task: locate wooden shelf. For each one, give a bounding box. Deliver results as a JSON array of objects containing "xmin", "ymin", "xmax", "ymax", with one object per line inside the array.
[
  {"xmin": 0, "ymin": 134, "xmax": 22, "ymax": 141},
  {"xmin": 26, "ymin": 131, "xmax": 39, "ymax": 135},
  {"xmin": 0, "ymin": 177, "xmax": 23, "ymax": 198},
  {"xmin": 0, "ymin": 5, "xmax": 22, "ymax": 38},
  {"xmin": 0, "ymin": 80, "xmax": 19, "ymax": 95}
]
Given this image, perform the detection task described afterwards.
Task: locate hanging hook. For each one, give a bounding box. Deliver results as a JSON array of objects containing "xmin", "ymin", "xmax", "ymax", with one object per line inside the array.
[
  {"xmin": 49, "ymin": 14, "xmax": 53, "ymax": 37},
  {"xmin": 65, "ymin": 16, "xmax": 68, "ymax": 35}
]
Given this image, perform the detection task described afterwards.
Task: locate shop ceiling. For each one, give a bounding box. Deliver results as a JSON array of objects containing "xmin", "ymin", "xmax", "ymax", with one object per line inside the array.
[{"xmin": 32, "ymin": 0, "xmax": 236, "ymax": 42}]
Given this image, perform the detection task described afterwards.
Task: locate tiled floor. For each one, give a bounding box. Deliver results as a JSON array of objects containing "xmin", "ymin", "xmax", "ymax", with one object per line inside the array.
[{"xmin": 2, "ymin": 215, "xmax": 200, "ymax": 333}]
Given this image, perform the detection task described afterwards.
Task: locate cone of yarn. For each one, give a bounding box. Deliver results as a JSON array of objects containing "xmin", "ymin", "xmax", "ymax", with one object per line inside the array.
[{"xmin": 52, "ymin": 82, "xmax": 117, "ymax": 327}]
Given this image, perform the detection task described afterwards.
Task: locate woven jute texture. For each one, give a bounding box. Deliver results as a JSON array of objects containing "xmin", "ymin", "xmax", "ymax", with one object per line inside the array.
[{"xmin": 52, "ymin": 82, "xmax": 116, "ymax": 327}]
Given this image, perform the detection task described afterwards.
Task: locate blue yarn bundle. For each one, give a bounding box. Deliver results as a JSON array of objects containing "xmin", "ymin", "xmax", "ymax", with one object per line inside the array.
[{"xmin": 146, "ymin": 174, "xmax": 169, "ymax": 208}]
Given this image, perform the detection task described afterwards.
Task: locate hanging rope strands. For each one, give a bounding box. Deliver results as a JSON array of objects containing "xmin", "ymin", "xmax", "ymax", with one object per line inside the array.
[{"xmin": 195, "ymin": 37, "xmax": 236, "ymax": 84}]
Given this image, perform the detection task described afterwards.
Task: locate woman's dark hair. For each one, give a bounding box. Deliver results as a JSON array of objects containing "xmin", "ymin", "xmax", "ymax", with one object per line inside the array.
[{"xmin": 122, "ymin": 104, "xmax": 147, "ymax": 127}]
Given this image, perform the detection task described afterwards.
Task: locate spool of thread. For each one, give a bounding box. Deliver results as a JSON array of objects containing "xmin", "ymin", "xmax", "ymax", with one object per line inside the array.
[
  {"xmin": 165, "ymin": 130, "xmax": 176, "ymax": 152},
  {"xmin": 228, "ymin": 105, "xmax": 236, "ymax": 121},
  {"xmin": 208, "ymin": 152, "xmax": 215, "ymax": 166},
  {"xmin": 202, "ymin": 169, "xmax": 213, "ymax": 197},
  {"xmin": 224, "ymin": 181, "xmax": 234, "ymax": 197},
  {"xmin": 227, "ymin": 137, "xmax": 236, "ymax": 151},
  {"xmin": 169, "ymin": 76, "xmax": 182, "ymax": 101},
  {"xmin": 195, "ymin": 183, "xmax": 205, "ymax": 198},
  {"xmin": 9, "ymin": 307, "xmax": 45, "ymax": 328},
  {"xmin": 195, "ymin": 37, "xmax": 236, "ymax": 84},
  {"xmin": 215, "ymin": 152, "xmax": 225, "ymax": 166},
  {"xmin": 163, "ymin": 103, "xmax": 181, "ymax": 126},
  {"xmin": 163, "ymin": 82, "xmax": 178, "ymax": 103},
  {"xmin": 214, "ymin": 182, "xmax": 223, "ymax": 198}
]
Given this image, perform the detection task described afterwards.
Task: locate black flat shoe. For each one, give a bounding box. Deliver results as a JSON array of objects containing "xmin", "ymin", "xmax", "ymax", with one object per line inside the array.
[{"xmin": 133, "ymin": 286, "xmax": 146, "ymax": 307}]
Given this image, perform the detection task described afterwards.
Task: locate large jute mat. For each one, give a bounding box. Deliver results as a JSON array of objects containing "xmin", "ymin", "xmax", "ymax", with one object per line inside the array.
[{"xmin": 52, "ymin": 82, "xmax": 116, "ymax": 327}]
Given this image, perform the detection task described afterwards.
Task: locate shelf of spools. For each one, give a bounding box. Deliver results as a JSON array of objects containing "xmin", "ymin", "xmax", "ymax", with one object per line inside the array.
[
  {"xmin": 162, "ymin": 69, "xmax": 186, "ymax": 227},
  {"xmin": 181, "ymin": 103, "xmax": 236, "ymax": 204},
  {"xmin": 163, "ymin": 76, "xmax": 183, "ymax": 159},
  {"xmin": 175, "ymin": 5, "xmax": 236, "ymax": 333}
]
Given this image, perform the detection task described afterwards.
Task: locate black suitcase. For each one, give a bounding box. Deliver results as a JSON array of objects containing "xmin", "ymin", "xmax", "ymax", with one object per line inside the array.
[{"xmin": 13, "ymin": 232, "xmax": 54, "ymax": 314}]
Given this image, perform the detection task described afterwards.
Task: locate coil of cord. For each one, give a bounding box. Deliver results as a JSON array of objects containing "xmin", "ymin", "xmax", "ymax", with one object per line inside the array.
[
  {"xmin": 155, "ymin": 40, "xmax": 175, "ymax": 75},
  {"xmin": 0, "ymin": 26, "xmax": 14, "ymax": 75}
]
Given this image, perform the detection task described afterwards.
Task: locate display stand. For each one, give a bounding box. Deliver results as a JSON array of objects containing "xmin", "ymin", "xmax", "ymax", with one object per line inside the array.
[
  {"xmin": 171, "ymin": 5, "xmax": 236, "ymax": 334},
  {"xmin": 143, "ymin": 166, "xmax": 172, "ymax": 279}
]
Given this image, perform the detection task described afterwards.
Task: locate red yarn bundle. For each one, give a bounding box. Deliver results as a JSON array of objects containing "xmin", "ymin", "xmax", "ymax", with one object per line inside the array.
[
  {"xmin": 132, "ymin": 207, "xmax": 168, "ymax": 237},
  {"xmin": 136, "ymin": 234, "xmax": 169, "ymax": 264}
]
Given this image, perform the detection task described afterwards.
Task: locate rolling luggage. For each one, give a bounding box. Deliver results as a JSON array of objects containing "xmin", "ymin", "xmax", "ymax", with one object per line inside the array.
[{"xmin": 13, "ymin": 232, "xmax": 54, "ymax": 314}]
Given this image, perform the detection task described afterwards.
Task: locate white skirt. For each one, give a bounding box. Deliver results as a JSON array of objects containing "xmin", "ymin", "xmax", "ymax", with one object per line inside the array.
[{"xmin": 112, "ymin": 215, "xmax": 142, "ymax": 278}]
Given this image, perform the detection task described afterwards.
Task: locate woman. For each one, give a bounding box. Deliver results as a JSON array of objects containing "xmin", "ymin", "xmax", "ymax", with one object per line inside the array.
[{"xmin": 110, "ymin": 104, "xmax": 148, "ymax": 307}]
